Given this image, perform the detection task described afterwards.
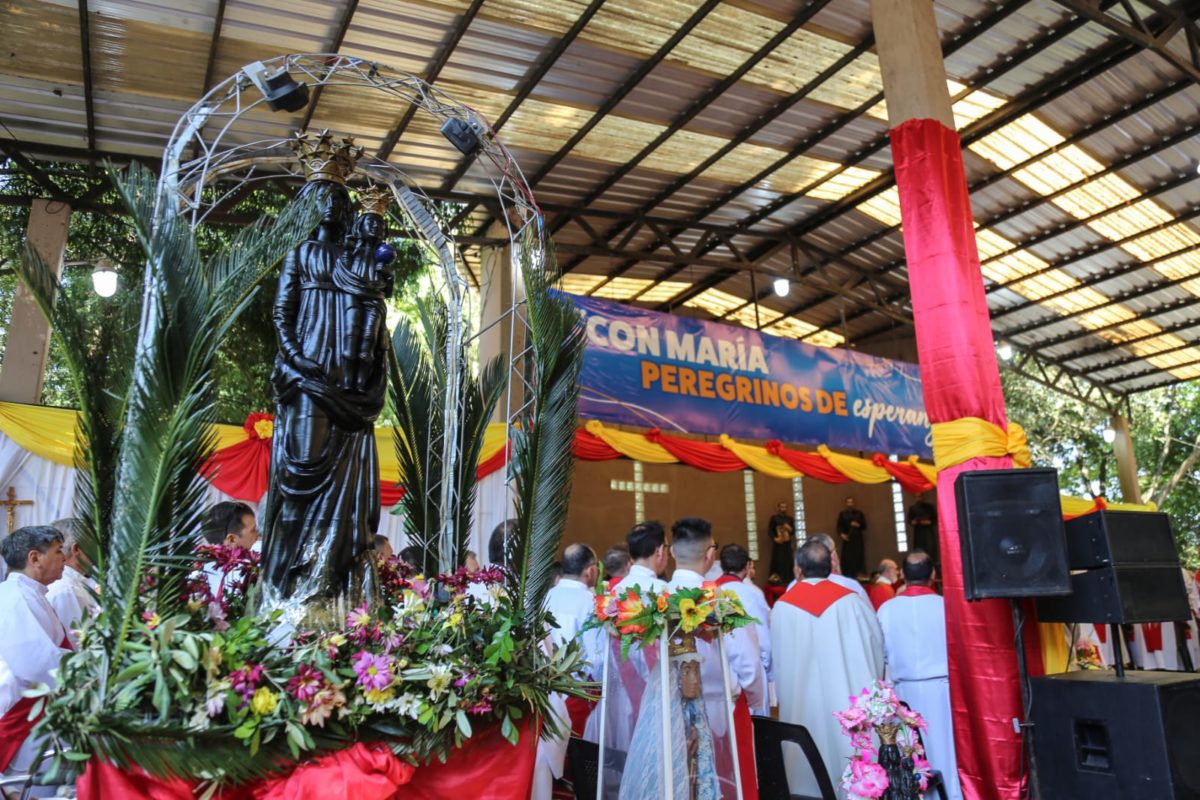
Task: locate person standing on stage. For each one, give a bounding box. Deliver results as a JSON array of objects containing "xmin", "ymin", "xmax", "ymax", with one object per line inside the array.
[
  {"xmin": 766, "ymin": 501, "xmax": 795, "ymax": 585},
  {"xmin": 907, "ymin": 492, "xmax": 938, "ymax": 564},
  {"xmin": 875, "ymin": 551, "xmax": 961, "ymax": 800},
  {"xmin": 836, "ymin": 496, "xmax": 867, "ymax": 579}
]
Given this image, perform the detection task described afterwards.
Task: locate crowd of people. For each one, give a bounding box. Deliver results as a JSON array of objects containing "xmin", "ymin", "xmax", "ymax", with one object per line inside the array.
[{"xmin": 517, "ymin": 513, "xmax": 963, "ymax": 800}]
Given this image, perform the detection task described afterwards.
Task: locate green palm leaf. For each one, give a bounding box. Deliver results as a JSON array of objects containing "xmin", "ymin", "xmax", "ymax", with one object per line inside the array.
[{"xmin": 506, "ymin": 241, "xmax": 585, "ymax": 625}]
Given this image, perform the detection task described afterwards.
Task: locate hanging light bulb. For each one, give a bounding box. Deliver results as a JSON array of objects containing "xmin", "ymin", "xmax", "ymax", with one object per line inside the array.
[
  {"xmin": 996, "ymin": 341, "xmax": 1014, "ymax": 361},
  {"xmin": 1102, "ymin": 426, "xmax": 1117, "ymax": 444},
  {"xmin": 91, "ymin": 259, "xmax": 118, "ymax": 297},
  {"xmin": 773, "ymin": 277, "xmax": 790, "ymax": 297}
]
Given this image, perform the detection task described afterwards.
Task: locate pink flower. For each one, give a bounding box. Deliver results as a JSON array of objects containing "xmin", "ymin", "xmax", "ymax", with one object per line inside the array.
[
  {"xmin": 301, "ymin": 685, "xmax": 347, "ymax": 728},
  {"xmin": 842, "ymin": 756, "xmax": 888, "ymax": 799},
  {"xmin": 467, "ymin": 698, "xmax": 493, "ymax": 714},
  {"xmin": 287, "ymin": 664, "xmax": 323, "ymax": 702},
  {"xmin": 913, "ymin": 754, "xmax": 933, "ymax": 791},
  {"xmin": 229, "ymin": 663, "xmax": 264, "ymax": 701},
  {"xmin": 347, "ymin": 605, "xmax": 371, "ymax": 629},
  {"xmin": 351, "ymin": 651, "xmax": 393, "ymax": 692}
]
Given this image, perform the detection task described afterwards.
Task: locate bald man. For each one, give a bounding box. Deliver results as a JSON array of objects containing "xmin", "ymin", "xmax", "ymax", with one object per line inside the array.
[{"xmin": 866, "ymin": 558, "xmax": 899, "ymax": 611}]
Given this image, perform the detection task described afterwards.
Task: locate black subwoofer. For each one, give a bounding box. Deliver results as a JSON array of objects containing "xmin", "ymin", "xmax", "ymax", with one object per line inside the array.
[
  {"xmin": 1031, "ymin": 671, "xmax": 1200, "ymax": 799},
  {"xmin": 954, "ymin": 468, "xmax": 1070, "ymax": 600}
]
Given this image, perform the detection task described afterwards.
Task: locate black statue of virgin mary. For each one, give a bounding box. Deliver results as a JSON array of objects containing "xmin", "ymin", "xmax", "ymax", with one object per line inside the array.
[{"xmin": 260, "ymin": 131, "xmax": 389, "ymax": 624}]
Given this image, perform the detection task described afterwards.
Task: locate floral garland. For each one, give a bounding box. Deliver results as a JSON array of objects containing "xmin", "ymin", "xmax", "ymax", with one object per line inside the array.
[
  {"xmin": 37, "ymin": 553, "xmax": 587, "ymax": 786},
  {"xmin": 834, "ymin": 681, "xmax": 932, "ymax": 800},
  {"xmin": 586, "ymin": 582, "xmax": 757, "ymax": 656}
]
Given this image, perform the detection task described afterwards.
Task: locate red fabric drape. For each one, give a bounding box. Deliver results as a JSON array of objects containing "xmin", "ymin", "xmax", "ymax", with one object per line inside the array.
[
  {"xmin": 200, "ymin": 414, "xmax": 274, "ymax": 502},
  {"xmin": 765, "ymin": 441, "xmax": 850, "ymax": 483},
  {"xmin": 572, "ymin": 429, "xmax": 621, "ymax": 460},
  {"xmin": 77, "ymin": 720, "xmax": 540, "ymax": 800},
  {"xmin": 873, "ymin": 453, "xmax": 935, "ymax": 494},
  {"xmin": 0, "ymin": 697, "xmax": 40, "ymax": 772},
  {"xmin": 892, "ymin": 117, "xmax": 1039, "ymax": 800},
  {"xmin": 647, "ymin": 429, "xmax": 746, "ymax": 472}
]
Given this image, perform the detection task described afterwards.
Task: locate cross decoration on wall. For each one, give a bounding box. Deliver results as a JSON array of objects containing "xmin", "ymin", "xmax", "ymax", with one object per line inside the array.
[
  {"xmin": 1, "ymin": 487, "xmax": 33, "ymax": 535},
  {"xmin": 610, "ymin": 461, "xmax": 669, "ymax": 523}
]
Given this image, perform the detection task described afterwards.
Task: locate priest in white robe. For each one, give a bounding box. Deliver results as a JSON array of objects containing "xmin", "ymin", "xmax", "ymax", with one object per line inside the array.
[
  {"xmin": 668, "ymin": 518, "xmax": 765, "ymax": 799},
  {"xmin": 0, "ymin": 525, "xmax": 71, "ymax": 775},
  {"xmin": 771, "ymin": 538, "xmax": 883, "ymax": 798},
  {"xmin": 713, "ymin": 544, "xmax": 773, "ymax": 714},
  {"xmin": 587, "ymin": 522, "xmax": 670, "ymax": 755},
  {"xmin": 46, "ymin": 518, "xmax": 99, "ymax": 647},
  {"xmin": 534, "ymin": 544, "xmax": 601, "ymax": 800},
  {"xmin": 875, "ymin": 551, "xmax": 961, "ymax": 800},
  {"xmin": 786, "ymin": 532, "xmax": 870, "ymax": 607}
]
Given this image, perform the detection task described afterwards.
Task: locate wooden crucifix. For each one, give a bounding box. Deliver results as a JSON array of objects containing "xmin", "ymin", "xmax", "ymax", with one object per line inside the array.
[
  {"xmin": 1, "ymin": 487, "xmax": 33, "ymax": 535},
  {"xmin": 609, "ymin": 462, "xmax": 669, "ymax": 523}
]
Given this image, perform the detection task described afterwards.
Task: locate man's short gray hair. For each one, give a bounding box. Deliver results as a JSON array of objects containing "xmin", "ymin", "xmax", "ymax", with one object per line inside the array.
[
  {"xmin": 1, "ymin": 525, "xmax": 64, "ymax": 570},
  {"xmin": 51, "ymin": 518, "xmax": 85, "ymax": 550}
]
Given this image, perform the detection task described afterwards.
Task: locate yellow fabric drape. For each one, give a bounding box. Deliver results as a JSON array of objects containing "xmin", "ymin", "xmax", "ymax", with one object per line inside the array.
[
  {"xmin": 817, "ymin": 445, "xmax": 891, "ymax": 483},
  {"xmin": 931, "ymin": 417, "xmax": 1031, "ymax": 471},
  {"xmin": 583, "ymin": 420, "xmax": 677, "ymax": 464},
  {"xmin": 1038, "ymin": 622, "xmax": 1072, "ymax": 675},
  {"xmin": 719, "ymin": 435, "xmax": 801, "ymax": 479}
]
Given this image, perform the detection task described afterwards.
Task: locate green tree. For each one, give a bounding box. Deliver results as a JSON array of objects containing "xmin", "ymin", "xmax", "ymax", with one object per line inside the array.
[{"xmin": 1002, "ymin": 368, "xmax": 1200, "ymax": 567}]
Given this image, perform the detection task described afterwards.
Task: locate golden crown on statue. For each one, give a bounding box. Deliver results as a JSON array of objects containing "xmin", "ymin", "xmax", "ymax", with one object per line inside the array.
[
  {"xmin": 291, "ymin": 130, "xmax": 363, "ymax": 185},
  {"xmin": 357, "ymin": 184, "xmax": 393, "ymax": 216}
]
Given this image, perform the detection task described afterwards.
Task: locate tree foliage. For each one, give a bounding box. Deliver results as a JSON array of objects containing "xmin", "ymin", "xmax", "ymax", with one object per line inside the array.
[{"xmin": 1002, "ymin": 368, "xmax": 1200, "ymax": 567}]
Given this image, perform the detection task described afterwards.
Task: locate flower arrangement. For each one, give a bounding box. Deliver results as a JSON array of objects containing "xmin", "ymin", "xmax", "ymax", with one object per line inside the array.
[
  {"xmin": 36, "ymin": 556, "xmax": 588, "ymax": 787},
  {"xmin": 586, "ymin": 582, "xmax": 757, "ymax": 657},
  {"xmin": 834, "ymin": 681, "xmax": 932, "ymax": 800}
]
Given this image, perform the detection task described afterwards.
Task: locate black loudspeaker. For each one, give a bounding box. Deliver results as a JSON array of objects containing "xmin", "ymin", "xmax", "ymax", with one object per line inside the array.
[
  {"xmin": 1063, "ymin": 510, "xmax": 1179, "ymax": 569},
  {"xmin": 954, "ymin": 468, "xmax": 1070, "ymax": 600},
  {"xmin": 1031, "ymin": 671, "xmax": 1200, "ymax": 799},
  {"xmin": 1036, "ymin": 565, "xmax": 1191, "ymax": 624}
]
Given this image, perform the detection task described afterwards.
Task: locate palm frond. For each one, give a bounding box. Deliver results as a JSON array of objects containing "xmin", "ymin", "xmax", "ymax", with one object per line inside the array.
[
  {"xmin": 105, "ymin": 163, "xmax": 319, "ymax": 667},
  {"xmin": 506, "ymin": 241, "xmax": 585, "ymax": 625},
  {"xmin": 389, "ymin": 297, "xmax": 505, "ymax": 576}
]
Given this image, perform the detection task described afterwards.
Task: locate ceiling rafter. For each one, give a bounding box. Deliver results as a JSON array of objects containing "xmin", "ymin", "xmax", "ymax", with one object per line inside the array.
[
  {"xmin": 1005, "ymin": 349, "xmax": 1126, "ymax": 413},
  {"xmin": 200, "ymin": 0, "xmax": 228, "ymax": 97},
  {"xmin": 77, "ymin": 0, "xmax": 96, "ymax": 151},
  {"xmin": 376, "ymin": 0, "xmax": 486, "ymax": 161},
  {"xmin": 1033, "ymin": 293, "xmax": 1200, "ymax": 356},
  {"xmin": 298, "ymin": 0, "xmax": 362, "ymax": 133},
  {"xmin": 1050, "ymin": 0, "xmax": 1200, "ymax": 85},
  {"xmin": 647, "ymin": 1, "xmax": 1098, "ymax": 310},
  {"xmin": 541, "ymin": 0, "xmax": 838, "ymax": 243}
]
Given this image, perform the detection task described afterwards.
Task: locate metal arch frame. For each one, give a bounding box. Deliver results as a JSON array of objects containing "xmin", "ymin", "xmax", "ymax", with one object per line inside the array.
[
  {"xmin": 1005, "ymin": 349, "xmax": 1128, "ymax": 414},
  {"xmin": 149, "ymin": 54, "xmax": 549, "ymax": 576}
]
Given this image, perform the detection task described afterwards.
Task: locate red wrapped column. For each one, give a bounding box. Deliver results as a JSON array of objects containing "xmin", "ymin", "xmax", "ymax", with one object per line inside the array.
[{"xmin": 891, "ymin": 118, "xmax": 1037, "ymax": 799}]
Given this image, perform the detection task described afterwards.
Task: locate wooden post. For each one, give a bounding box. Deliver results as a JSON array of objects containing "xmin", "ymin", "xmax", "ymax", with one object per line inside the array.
[
  {"xmin": 0, "ymin": 199, "xmax": 71, "ymax": 403},
  {"xmin": 1110, "ymin": 414, "xmax": 1142, "ymax": 503},
  {"xmin": 872, "ymin": 0, "xmax": 955, "ymax": 129}
]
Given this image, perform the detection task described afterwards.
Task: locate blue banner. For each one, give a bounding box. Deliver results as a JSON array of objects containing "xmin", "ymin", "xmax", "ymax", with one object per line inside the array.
[{"xmin": 568, "ymin": 293, "xmax": 931, "ymax": 457}]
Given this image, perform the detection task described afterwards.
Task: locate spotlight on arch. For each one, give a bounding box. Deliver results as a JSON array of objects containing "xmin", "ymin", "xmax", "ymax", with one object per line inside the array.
[{"xmin": 773, "ymin": 277, "xmax": 790, "ymax": 297}]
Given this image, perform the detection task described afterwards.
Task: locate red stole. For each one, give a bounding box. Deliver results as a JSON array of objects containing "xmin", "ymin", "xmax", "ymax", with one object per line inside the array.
[
  {"xmin": 899, "ymin": 585, "xmax": 938, "ymax": 598},
  {"xmin": 714, "ymin": 574, "xmax": 741, "ymax": 588},
  {"xmin": 0, "ymin": 633, "xmax": 71, "ymax": 771},
  {"xmin": 778, "ymin": 579, "xmax": 853, "ymax": 617},
  {"xmin": 1143, "ymin": 623, "xmax": 1163, "ymax": 653},
  {"xmin": 866, "ymin": 582, "xmax": 896, "ymax": 611},
  {"xmin": 1095, "ymin": 624, "xmax": 1107, "ymax": 644}
]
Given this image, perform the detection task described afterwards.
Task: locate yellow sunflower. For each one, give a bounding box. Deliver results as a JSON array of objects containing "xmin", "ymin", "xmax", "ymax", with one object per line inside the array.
[{"xmin": 678, "ymin": 598, "xmax": 710, "ymax": 633}]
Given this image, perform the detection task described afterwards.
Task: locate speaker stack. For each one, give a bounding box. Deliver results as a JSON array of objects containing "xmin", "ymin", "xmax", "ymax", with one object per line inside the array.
[{"xmin": 954, "ymin": 470, "xmax": 1200, "ymax": 799}]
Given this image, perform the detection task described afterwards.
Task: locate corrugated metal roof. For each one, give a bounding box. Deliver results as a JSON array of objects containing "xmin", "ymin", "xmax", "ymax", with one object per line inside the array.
[{"xmin": 2, "ymin": 0, "xmax": 1200, "ymax": 399}]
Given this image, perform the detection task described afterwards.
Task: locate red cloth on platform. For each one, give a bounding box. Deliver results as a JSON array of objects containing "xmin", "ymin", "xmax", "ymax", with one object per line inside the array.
[
  {"xmin": 1143, "ymin": 623, "xmax": 1163, "ymax": 653},
  {"xmin": 777, "ymin": 580, "xmax": 853, "ymax": 617},
  {"xmin": 892, "ymin": 117, "xmax": 1041, "ymax": 800},
  {"xmin": 565, "ymin": 695, "xmax": 597, "ymax": 738},
  {"xmin": 77, "ymin": 720, "xmax": 540, "ymax": 800}
]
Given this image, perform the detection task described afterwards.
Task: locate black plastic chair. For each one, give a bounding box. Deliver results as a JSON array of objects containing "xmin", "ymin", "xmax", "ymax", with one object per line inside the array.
[
  {"xmin": 567, "ymin": 737, "xmax": 600, "ymax": 800},
  {"xmin": 751, "ymin": 715, "xmax": 838, "ymax": 800}
]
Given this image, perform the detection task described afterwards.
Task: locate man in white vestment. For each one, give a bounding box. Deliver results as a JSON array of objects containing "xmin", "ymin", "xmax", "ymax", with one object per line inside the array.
[
  {"xmin": 787, "ymin": 532, "xmax": 870, "ymax": 607},
  {"xmin": 714, "ymin": 544, "xmax": 773, "ymax": 714},
  {"xmin": 668, "ymin": 518, "xmax": 765, "ymax": 797},
  {"xmin": 876, "ymin": 551, "xmax": 961, "ymax": 800},
  {"xmin": 0, "ymin": 526, "xmax": 71, "ymax": 775},
  {"xmin": 534, "ymin": 544, "xmax": 602, "ymax": 800},
  {"xmin": 622, "ymin": 521, "xmax": 669, "ymax": 593},
  {"xmin": 198, "ymin": 501, "xmax": 260, "ymax": 597},
  {"xmin": 771, "ymin": 539, "xmax": 883, "ymax": 798},
  {"xmin": 46, "ymin": 518, "xmax": 99, "ymax": 646}
]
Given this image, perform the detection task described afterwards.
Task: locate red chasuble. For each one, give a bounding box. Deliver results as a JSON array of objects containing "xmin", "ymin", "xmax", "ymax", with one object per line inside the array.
[
  {"xmin": 866, "ymin": 582, "xmax": 896, "ymax": 611},
  {"xmin": 778, "ymin": 580, "xmax": 854, "ymax": 617}
]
